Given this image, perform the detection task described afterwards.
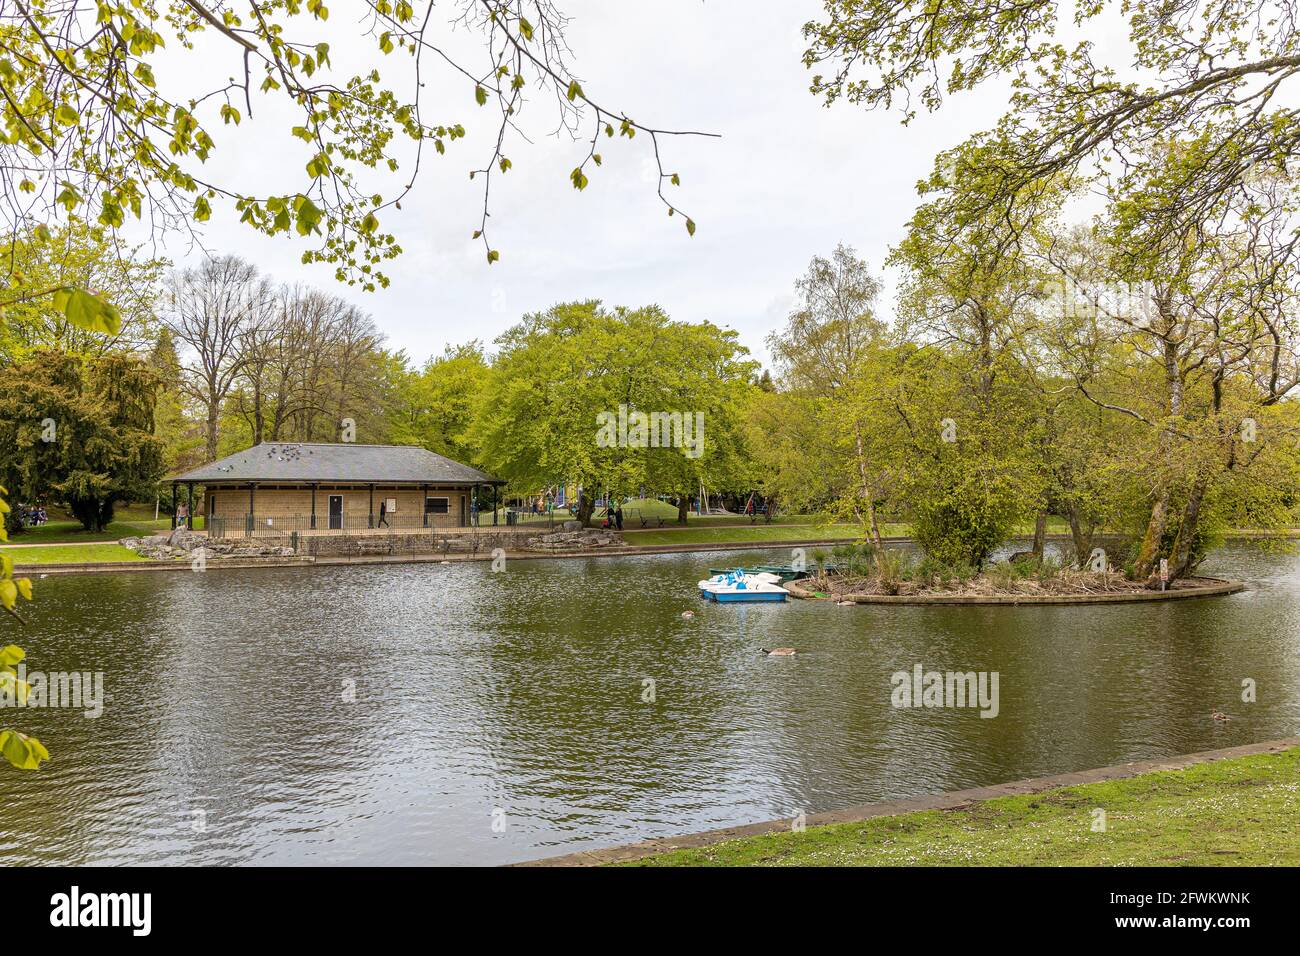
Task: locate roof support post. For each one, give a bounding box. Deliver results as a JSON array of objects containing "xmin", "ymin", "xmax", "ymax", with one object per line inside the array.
[
  {"xmin": 421, "ymin": 483, "xmax": 428, "ymax": 529},
  {"xmin": 170, "ymin": 482, "xmax": 178, "ymax": 530},
  {"xmin": 247, "ymin": 483, "xmax": 255, "ymax": 537},
  {"xmin": 493, "ymin": 484, "xmax": 498, "ymax": 526},
  {"xmin": 187, "ymin": 483, "xmax": 195, "ymax": 530},
  {"xmin": 368, "ymin": 483, "xmax": 375, "ymax": 530},
  {"xmin": 310, "ymin": 483, "xmax": 317, "ymax": 531}
]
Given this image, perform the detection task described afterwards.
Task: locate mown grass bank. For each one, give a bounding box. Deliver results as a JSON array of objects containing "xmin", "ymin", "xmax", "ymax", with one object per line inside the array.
[
  {"xmin": 625, "ymin": 746, "xmax": 1300, "ymax": 867},
  {"xmin": 1, "ymin": 543, "xmax": 146, "ymax": 564},
  {"xmin": 3, "ymin": 503, "xmax": 199, "ymax": 546}
]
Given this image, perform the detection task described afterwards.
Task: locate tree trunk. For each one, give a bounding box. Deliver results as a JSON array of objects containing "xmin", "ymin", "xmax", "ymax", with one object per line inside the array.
[
  {"xmin": 576, "ymin": 491, "xmax": 595, "ymax": 528},
  {"xmin": 1167, "ymin": 476, "xmax": 1208, "ymax": 583},
  {"xmin": 1132, "ymin": 493, "xmax": 1168, "ymax": 582},
  {"xmin": 1031, "ymin": 509, "xmax": 1048, "ymax": 560},
  {"xmin": 252, "ymin": 384, "xmax": 265, "ymax": 446},
  {"xmin": 1066, "ymin": 507, "xmax": 1094, "ymax": 568},
  {"xmin": 853, "ymin": 424, "xmax": 884, "ymax": 549},
  {"xmin": 676, "ymin": 494, "xmax": 690, "ymax": 525},
  {"xmin": 1134, "ymin": 335, "xmax": 1183, "ymax": 582},
  {"xmin": 205, "ymin": 405, "xmax": 219, "ymax": 462}
]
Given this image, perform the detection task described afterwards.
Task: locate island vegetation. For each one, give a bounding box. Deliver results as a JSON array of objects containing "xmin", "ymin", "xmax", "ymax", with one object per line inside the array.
[{"xmin": 800, "ymin": 543, "xmax": 1231, "ymax": 601}]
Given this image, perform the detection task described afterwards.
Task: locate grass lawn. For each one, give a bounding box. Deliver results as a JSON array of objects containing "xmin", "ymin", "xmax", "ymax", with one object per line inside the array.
[
  {"xmin": 4, "ymin": 503, "xmax": 200, "ymax": 545},
  {"xmin": 627, "ymin": 747, "xmax": 1300, "ymax": 866},
  {"xmin": 1, "ymin": 543, "xmax": 147, "ymax": 565}
]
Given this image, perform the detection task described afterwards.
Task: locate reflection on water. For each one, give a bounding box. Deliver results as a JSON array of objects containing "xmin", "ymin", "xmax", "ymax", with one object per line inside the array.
[{"xmin": 1, "ymin": 542, "xmax": 1297, "ymax": 865}]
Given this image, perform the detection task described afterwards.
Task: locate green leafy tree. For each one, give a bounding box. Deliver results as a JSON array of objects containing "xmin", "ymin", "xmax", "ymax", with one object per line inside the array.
[
  {"xmin": 472, "ymin": 301, "xmax": 756, "ymax": 526},
  {"xmin": 0, "ymin": 350, "xmax": 166, "ymax": 532},
  {"xmin": 149, "ymin": 326, "xmax": 205, "ymax": 476},
  {"xmin": 761, "ymin": 244, "xmax": 893, "ymax": 542},
  {"xmin": 472, "ymin": 301, "xmax": 626, "ymax": 524},
  {"xmin": 886, "ymin": 171, "xmax": 1053, "ymax": 566},
  {"xmin": 388, "ymin": 342, "xmax": 489, "ymax": 462},
  {"xmin": 1036, "ymin": 158, "xmax": 1300, "ymax": 583},
  {"xmin": 638, "ymin": 317, "xmax": 759, "ymax": 522}
]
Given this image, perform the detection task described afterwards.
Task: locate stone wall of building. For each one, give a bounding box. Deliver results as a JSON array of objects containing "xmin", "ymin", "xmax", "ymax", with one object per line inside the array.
[{"xmin": 203, "ymin": 484, "xmax": 473, "ymax": 536}]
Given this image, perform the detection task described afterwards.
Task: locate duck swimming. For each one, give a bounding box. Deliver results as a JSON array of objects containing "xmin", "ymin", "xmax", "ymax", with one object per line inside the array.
[{"xmin": 762, "ymin": 647, "xmax": 796, "ymax": 656}]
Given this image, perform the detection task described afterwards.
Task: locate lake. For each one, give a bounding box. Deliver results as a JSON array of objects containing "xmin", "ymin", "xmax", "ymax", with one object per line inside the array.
[{"xmin": 1, "ymin": 542, "xmax": 1297, "ymax": 865}]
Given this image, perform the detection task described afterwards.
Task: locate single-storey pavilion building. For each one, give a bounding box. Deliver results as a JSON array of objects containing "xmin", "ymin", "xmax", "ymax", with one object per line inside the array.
[{"xmin": 170, "ymin": 442, "xmax": 506, "ymax": 538}]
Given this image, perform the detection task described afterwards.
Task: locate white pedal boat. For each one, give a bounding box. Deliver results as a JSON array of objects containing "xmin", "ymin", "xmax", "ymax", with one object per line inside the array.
[{"xmin": 697, "ymin": 570, "xmax": 789, "ymax": 603}]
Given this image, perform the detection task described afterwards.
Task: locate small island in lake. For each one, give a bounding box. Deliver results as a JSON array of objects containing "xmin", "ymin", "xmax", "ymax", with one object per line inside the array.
[{"xmin": 793, "ymin": 543, "xmax": 1242, "ymax": 603}]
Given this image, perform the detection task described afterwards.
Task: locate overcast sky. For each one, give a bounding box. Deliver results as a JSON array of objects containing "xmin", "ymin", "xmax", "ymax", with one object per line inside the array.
[{"xmin": 147, "ymin": 0, "xmax": 1020, "ymax": 369}]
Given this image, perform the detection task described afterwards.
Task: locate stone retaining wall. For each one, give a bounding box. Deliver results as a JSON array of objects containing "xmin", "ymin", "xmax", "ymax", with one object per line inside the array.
[
  {"xmin": 295, "ymin": 528, "xmax": 626, "ymax": 556},
  {"xmin": 295, "ymin": 529, "xmax": 536, "ymax": 557},
  {"xmin": 18, "ymin": 557, "xmax": 319, "ymax": 575},
  {"xmin": 524, "ymin": 528, "xmax": 623, "ymax": 552},
  {"xmin": 121, "ymin": 528, "xmax": 295, "ymax": 560}
]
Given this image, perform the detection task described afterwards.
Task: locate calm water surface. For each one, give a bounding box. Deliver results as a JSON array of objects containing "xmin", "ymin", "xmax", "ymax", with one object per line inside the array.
[{"xmin": 2, "ymin": 542, "xmax": 1298, "ymax": 865}]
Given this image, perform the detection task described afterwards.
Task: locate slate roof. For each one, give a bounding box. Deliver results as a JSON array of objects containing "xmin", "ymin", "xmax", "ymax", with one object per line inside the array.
[{"xmin": 170, "ymin": 443, "xmax": 502, "ymax": 485}]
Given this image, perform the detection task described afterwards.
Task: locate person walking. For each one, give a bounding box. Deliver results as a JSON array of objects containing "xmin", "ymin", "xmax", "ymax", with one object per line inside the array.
[
  {"xmin": 614, "ymin": 503, "xmax": 624, "ymax": 532},
  {"xmin": 378, "ymin": 499, "xmax": 390, "ymax": 528}
]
